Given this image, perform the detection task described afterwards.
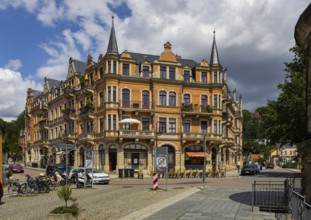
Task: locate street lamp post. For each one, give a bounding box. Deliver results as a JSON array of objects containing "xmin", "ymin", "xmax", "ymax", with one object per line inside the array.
[{"xmin": 154, "ymin": 120, "xmax": 159, "ymax": 173}]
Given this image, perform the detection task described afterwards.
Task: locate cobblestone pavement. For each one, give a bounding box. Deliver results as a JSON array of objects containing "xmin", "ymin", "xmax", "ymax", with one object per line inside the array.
[
  {"xmin": 0, "ymin": 183, "xmax": 187, "ymax": 220},
  {"xmin": 0, "ymin": 167, "xmax": 299, "ymax": 220},
  {"xmin": 143, "ymin": 187, "xmax": 277, "ymax": 220}
]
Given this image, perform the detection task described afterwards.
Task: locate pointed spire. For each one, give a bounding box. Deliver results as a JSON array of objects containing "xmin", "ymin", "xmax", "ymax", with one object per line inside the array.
[
  {"xmin": 210, "ymin": 30, "xmax": 220, "ymax": 66},
  {"xmin": 106, "ymin": 16, "xmax": 119, "ymax": 55}
]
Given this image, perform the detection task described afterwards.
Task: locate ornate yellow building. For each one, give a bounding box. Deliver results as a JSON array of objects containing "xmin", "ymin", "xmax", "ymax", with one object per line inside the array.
[{"xmin": 24, "ymin": 17, "xmax": 243, "ymax": 174}]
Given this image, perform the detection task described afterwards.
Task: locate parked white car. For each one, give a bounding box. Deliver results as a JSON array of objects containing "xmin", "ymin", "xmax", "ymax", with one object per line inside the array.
[{"xmin": 69, "ymin": 168, "xmax": 110, "ymax": 184}]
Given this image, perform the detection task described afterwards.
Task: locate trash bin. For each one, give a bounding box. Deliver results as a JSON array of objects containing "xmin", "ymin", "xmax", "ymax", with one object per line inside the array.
[
  {"xmin": 124, "ymin": 168, "xmax": 129, "ymax": 178},
  {"xmin": 129, "ymin": 168, "xmax": 134, "ymax": 178},
  {"xmin": 32, "ymin": 162, "xmax": 38, "ymax": 168},
  {"xmin": 118, "ymin": 169, "xmax": 123, "ymax": 178}
]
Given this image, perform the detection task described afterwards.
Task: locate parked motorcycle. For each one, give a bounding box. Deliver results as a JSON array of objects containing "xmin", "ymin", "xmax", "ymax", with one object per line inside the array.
[{"xmin": 76, "ymin": 172, "xmax": 93, "ymax": 188}]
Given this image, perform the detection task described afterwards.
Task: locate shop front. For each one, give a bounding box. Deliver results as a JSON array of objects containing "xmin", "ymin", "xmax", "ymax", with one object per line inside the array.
[
  {"xmin": 124, "ymin": 143, "xmax": 148, "ymax": 170},
  {"xmin": 185, "ymin": 145, "xmax": 208, "ymax": 170}
]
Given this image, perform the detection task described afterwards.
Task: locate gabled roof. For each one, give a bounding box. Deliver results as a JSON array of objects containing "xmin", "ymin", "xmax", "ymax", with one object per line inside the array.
[
  {"xmin": 73, "ymin": 59, "xmax": 86, "ymax": 75},
  {"xmin": 32, "ymin": 90, "xmax": 42, "ymax": 98},
  {"xmin": 210, "ymin": 31, "xmax": 220, "ymax": 66},
  {"xmin": 47, "ymin": 78, "xmax": 61, "ymax": 90},
  {"xmin": 106, "ymin": 16, "xmax": 119, "ymax": 55},
  {"xmin": 128, "ymin": 52, "xmax": 197, "ymax": 68}
]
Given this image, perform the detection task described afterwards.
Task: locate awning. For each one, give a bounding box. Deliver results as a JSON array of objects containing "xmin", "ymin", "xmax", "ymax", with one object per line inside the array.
[
  {"xmin": 119, "ymin": 118, "xmax": 141, "ymax": 124},
  {"xmin": 186, "ymin": 152, "xmax": 208, "ymax": 158}
]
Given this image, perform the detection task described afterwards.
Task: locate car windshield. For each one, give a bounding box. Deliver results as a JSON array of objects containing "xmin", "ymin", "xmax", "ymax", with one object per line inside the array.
[
  {"xmin": 85, "ymin": 169, "xmax": 103, "ymax": 173},
  {"xmin": 244, "ymin": 165, "xmax": 254, "ymax": 168},
  {"xmin": 56, "ymin": 165, "xmax": 71, "ymax": 173},
  {"xmin": 13, "ymin": 164, "xmax": 22, "ymax": 168}
]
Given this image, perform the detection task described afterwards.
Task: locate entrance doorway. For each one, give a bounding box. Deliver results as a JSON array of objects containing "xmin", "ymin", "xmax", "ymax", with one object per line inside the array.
[
  {"xmin": 109, "ymin": 145, "xmax": 117, "ymax": 171},
  {"xmin": 131, "ymin": 153, "xmax": 140, "ymax": 170}
]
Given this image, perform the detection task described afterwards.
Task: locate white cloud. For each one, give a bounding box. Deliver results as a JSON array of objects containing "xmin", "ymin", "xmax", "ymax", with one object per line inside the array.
[
  {"xmin": 1, "ymin": 0, "xmax": 310, "ymax": 113},
  {"xmin": 0, "ymin": 68, "xmax": 42, "ymax": 120},
  {"xmin": 5, "ymin": 59, "xmax": 22, "ymax": 71},
  {"xmin": 37, "ymin": 29, "xmax": 82, "ymax": 80},
  {"xmin": 0, "ymin": 0, "xmax": 39, "ymax": 12}
]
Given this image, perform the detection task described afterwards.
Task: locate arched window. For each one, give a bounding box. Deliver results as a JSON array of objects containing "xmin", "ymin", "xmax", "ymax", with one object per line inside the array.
[
  {"xmin": 122, "ymin": 89, "xmax": 130, "ymax": 108},
  {"xmin": 159, "ymin": 91, "xmax": 167, "ymax": 106},
  {"xmin": 183, "ymin": 94, "xmax": 190, "ymax": 104},
  {"xmin": 169, "ymin": 92, "xmax": 176, "ymax": 107},
  {"xmin": 142, "ymin": 90, "xmax": 150, "ymax": 109}
]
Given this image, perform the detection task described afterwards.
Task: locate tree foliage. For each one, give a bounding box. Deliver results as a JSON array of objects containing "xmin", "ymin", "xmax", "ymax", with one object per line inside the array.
[
  {"xmin": 1, "ymin": 111, "xmax": 25, "ymax": 160},
  {"xmin": 262, "ymin": 45, "xmax": 306, "ymax": 144}
]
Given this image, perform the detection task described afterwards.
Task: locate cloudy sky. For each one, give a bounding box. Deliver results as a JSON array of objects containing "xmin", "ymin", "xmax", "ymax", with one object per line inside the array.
[{"xmin": 0, "ymin": 0, "xmax": 309, "ymax": 121}]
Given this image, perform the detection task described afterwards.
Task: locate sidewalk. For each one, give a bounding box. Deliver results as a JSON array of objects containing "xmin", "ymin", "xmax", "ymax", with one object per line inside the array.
[{"xmin": 125, "ymin": 187, "xmax": 276, "ymax": 220}]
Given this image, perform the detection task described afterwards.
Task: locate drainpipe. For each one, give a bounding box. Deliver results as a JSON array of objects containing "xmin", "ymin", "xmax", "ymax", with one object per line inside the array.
[{"xmin": 180, "ymin": 84, "xmax": 183, "ymax": 173}]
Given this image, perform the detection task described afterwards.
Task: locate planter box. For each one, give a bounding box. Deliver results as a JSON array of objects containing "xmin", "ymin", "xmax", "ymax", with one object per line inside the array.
[{"xmin": 48, "ymin": 208, "xmax": 86, "ymax": 220}]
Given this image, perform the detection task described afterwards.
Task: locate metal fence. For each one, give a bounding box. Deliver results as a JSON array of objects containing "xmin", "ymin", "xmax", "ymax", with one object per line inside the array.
[
  {"xmin": 288, "ymin": 183, "xmax": 311, "ymax": 220},
  {"xmin": 252, "ymin": 178, "xmax": 311, "ymax": 220},
  {"xmin": 252, "ymin": 180, "xmax": 288, "ymax": 212}
]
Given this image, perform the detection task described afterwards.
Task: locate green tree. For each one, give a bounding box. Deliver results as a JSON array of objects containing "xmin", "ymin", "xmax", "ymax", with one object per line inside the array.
[
  {"xmin": 57, "ymin": 185, "xmax": 77, "ymax": 208},
  {"xmin": 262, "ymin": 45, "xmax": 306, "ymax": 144}
]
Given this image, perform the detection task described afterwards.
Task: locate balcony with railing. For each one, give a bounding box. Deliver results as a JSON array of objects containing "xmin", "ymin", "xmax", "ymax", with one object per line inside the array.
[
  {"xmin": 181, "ymin": 104, "xmax": 213, "ymax": 117},
  {"xmin": 79, "ymin": 132, "xmax": 95, "ymax": 144},
  {"xmin": 63, "ymin": 85, "xmax": 75, "ymax": 97},
  {"xmin": 119, "ymin": 100, "xmax": 154, "ymax": 114},
  {"xmin": 39, "ymin": 120, "xmax": 49, "ymax": 130},
  {"xmin": 40, "ymin": 102, "xmax": 48, "ymax": 110},
  {"xmin": 79, "ymin": 103, "xmax": 95, "ymax": 119},
  {"xmin": 119, "ymin": 130, "xmax": 155, "ymax": 139},
  {"xmin": 182, "ymin": 132, "xmax": 211, "ymax": 143},
  {"xmin": 63, "ymin": 108, "xmax": 76, "ymax": 121},
  {"xmin": 62, "ymin": 132, "xmax": 77, "ymax": 142}
]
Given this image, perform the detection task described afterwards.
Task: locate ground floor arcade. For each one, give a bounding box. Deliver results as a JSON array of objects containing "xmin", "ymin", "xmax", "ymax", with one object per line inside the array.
[{"xmin": 24, "ymin": 140, "xmax": 242, "ymax": 174}]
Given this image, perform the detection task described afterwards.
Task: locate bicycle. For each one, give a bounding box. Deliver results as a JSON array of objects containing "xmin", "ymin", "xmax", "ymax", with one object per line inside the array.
[
  {"xmin": 8, "ymin": 179, "xmax": 27, "ymax": 196},
  {"xmin": 24, "ymin": 175, "xmax": 39, "ymax": 196}
]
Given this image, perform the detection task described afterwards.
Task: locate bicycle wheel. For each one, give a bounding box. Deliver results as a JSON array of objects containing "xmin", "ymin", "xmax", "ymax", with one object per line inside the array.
[
  {"xmin": 8, "ymin": 185, "xmax": 19, "ymax": 196},
  {"xmin": 48, "ymin": 181, "xmax": 56, "ymax": 191},
  {"xmin": 19, "ymin": 183, "xmax": 28, "ymax": 194},
  {"xmin": 27, "ymin": 185, "xmax": 39, "ymax": 196}
]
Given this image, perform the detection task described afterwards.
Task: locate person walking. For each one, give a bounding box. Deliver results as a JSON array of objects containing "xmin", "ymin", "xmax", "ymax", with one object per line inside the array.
[{"xmin": 237, "ymin": 161, "xmax": 241, "ymax": 173}]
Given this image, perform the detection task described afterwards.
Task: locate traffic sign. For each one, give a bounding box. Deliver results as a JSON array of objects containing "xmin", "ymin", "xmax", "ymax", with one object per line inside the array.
[{"xmin": 155, "ymin": 147, "xmax": 168, "ymax": 173}]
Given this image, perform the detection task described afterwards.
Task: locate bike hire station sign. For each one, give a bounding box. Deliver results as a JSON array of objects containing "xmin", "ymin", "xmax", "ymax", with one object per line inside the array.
[
  {"xmin": 85, "ymin": 147, "xmax": 93, "ymax": 169},
  {"xmin": 155, "ymin": 147, "xmax": 168, "ymax": 173}
]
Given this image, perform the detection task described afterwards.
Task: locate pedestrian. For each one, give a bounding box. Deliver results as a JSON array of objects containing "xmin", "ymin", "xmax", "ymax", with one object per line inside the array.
[{"xmin": 237, "ymin": 161, "xmax": 241, "ymax": 173}]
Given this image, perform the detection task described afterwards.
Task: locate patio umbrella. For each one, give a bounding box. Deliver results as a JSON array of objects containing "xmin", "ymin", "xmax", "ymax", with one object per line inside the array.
[{"xmin": 119, "ymin": 118, "xmax": 141, "ymax": 124}]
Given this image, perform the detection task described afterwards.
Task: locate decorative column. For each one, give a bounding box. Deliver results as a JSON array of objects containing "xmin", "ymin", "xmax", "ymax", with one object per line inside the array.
[
  {"xmin": 104, "ymin": 151, "xmax": 109, "ymax": 173},
  {"xmin": 117, "ymin": 146, "xmax": 124, "ymax": 171}
]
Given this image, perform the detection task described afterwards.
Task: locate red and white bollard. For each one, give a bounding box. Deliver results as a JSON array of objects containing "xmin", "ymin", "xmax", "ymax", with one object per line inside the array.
[{"xmin": 153, "ymin": 172, "xmax": 158, "ymax": 190}]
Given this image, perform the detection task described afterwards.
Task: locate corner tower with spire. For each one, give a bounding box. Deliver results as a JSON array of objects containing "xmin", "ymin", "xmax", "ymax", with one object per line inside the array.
[
  {"xmin": 210, "ymin": 30, "xmax": 220, "ymax": 66},
  {"xmin": 106, "ymin": 16, "xmax": 119, "ymax": 55}
]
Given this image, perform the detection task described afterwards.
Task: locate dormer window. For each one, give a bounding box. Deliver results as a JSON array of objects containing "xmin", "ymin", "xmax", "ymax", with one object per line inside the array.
[
  {"xmin": 184, "ymin": 70, "xmax": 190, "ymax": 82},
  {"xmin": 201, "ymin": 72, "xmax": 207, "ymax": 83},
  {"xmin": 169, "ymin": 67, "xmax": 175, "ymax": 80},
  {"xmin": 123, "ymin": 63, "xmax": 130, "ymax": 76},
  {"xmin": 143, "ymin": 66, "xmax": 149, "ymax": 78},
  {"xmin": 160, "ymin": 66, "xmax": 166, "ymax": 79}
]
